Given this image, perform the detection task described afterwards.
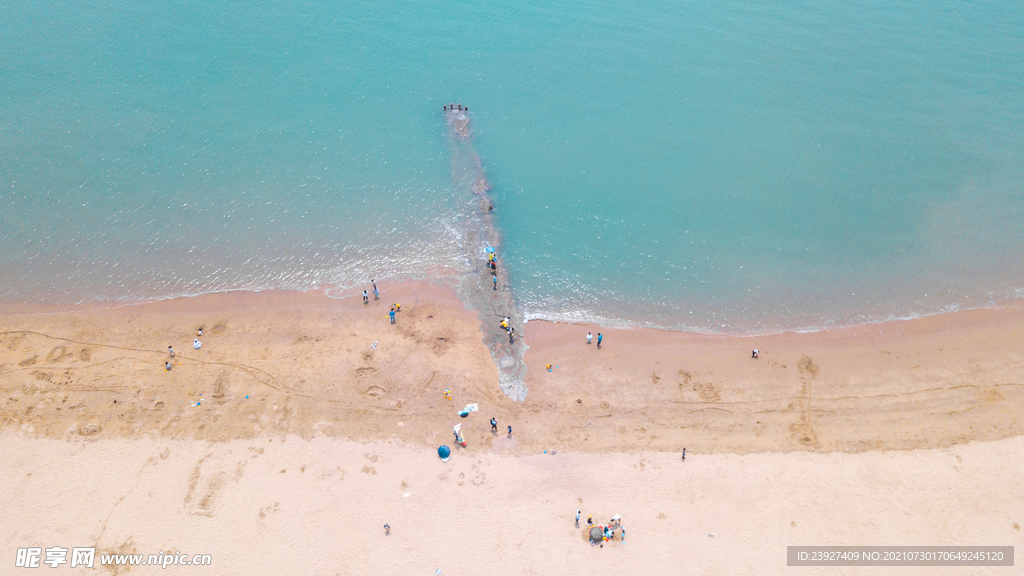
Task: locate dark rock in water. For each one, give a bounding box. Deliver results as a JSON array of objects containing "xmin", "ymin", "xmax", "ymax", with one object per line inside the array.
[{"xmin": 445, "ymin": 105, "xmax": 527, "ymax": 401}]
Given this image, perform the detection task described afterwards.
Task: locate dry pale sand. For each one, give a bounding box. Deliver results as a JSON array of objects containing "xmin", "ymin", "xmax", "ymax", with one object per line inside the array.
[
  {"xmin": 3, "ymin": 435, "xmax": 1021, "ymax": 575},
  {"xmin": 1, "ymin": 282, "xmax": 1022, "ymax": 573}
]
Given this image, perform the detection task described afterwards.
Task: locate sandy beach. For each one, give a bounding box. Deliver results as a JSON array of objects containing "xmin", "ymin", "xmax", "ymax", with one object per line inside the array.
[
  {"xmin": 4, "ymin": 435, "xmax": 1021, "ymax": 575},
  {"xmin": 2, "ymin": 282, "xmax": 1022, "ymax": 573},
  {"xmin": 2, "ymin": 283, "xmax": 1022, "ymax": 452}
]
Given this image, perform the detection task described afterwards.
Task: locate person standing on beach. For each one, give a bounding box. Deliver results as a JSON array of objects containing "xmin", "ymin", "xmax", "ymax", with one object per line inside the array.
[
  {"xmin": 372, "ymin": 280, "xmax": 379, "ymax": 300},
  {"xmin": 492, "ymin": 274, "xmax": 498, "ymax": 290},
  {"xmin": 384, "ymin": 523, "xmax": 390, "ymax": 535},
  {"xmin": 597, "ymin": 333, "xmax": 603, "ymax": 348},
  {"xmin": 576, "ymin": 510, "xmax": 581, "ymax": 527},
  {"xmin": 491, "ymin": 417, "xmax": 498, "ymax": 433},
  {"xmin": 682, "ymin": 448, "xmax": 686, "ymax": 461},
  {"xmin": 389, "ymin": 308, "xmax": 396, "ymax": 324},
  {"xmin": 586, "ymin": 332, "xmax": 593, "ymax": 345},
  {"xmin": 168, "ymin": 345, "xmax": 175, "ymax": 358},
  {"xmin": 507, "ymin": 425, "xmax": 512, "ymax": 438},
  {"xmin": 363, "ymin": 290, "xmax": 369, "ymax": 303}
]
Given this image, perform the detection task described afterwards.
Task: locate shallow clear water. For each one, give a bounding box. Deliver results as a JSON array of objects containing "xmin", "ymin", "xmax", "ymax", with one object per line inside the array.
[{"xmin": 2, "ymin": 0, "xmax": 1023, "ymax": 331}]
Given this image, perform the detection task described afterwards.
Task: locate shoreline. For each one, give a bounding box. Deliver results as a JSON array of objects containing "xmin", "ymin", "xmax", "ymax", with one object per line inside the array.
[
  {"xmin": 1, "ymin": 281, "xmax": 1021, "ymax": 454},
  {"xmin": 4, "ymin": 282, "xmax": 1022, "ymax": 339}
]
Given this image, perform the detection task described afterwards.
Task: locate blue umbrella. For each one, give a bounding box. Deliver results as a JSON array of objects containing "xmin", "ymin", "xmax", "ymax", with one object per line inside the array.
[
  {"xmin": 437, "ymin": 445, "xmax": 451, "ymax": 461},
  {"xmin": 485, "ymin": 246, "xmax": 495, "ymax": 253}
]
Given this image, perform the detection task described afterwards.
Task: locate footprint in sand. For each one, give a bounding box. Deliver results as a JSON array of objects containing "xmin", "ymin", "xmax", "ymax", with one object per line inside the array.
[
  {"xmin": 46, "ymin": 346, "xmax": 67, "ymax": 362},
  {"xmin": 797, "ymin": 355, "xmax": 820, "ymax": 378},
  {"xmin": 183, "ymin": 459, "xmax": 225, "ymax": 516},
  {"xmin": 258, "ymin": 502, "xmax": 281, "ymax": 518},
  {"xmin": 364, "ymin": 386, "xmax": 388, "ymax": 399},
  {"xmin": 4, "ymin": 333, "xmax": 27, "ymax": 351},
  {"xmin": 693, "ymin": 380, "xmax": 721, "ymax": 402}
]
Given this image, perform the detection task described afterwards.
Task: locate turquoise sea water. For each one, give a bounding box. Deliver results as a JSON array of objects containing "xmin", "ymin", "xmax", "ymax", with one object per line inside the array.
[{"xmin": 2, "ymin": 0, "xmax": 1023, "ymax": 332}]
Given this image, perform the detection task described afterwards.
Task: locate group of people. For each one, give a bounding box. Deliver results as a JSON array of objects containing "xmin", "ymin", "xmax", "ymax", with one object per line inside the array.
[
  {"xmin": 487, "ymin": 417, "xmax": 512, "ymax": 438},
  {"xmin": 164, "ymin": 327, "xmax": 204, "ymax": 371},
  {"xmin": 363, "ymin": 280, "xmax": 380, "ymax": 304},
  {"xmin": 585, "ymin": 331, "xmax": 603, "ymax": 348},
  {"xmin": 499, "ymin": 316, "xmax": 516, "ymax": 344},
  {"xmin": 488, "ymin": 252, "xmax": 499, "ymax": 290},
  {"xmin": 487, "ymin": 251, "xmax": 515, "ymax": 343},
  {"xmin": 449, "ymin": 413, "xmax": 511, "ymax": 455},
  {"xmin": 580, "ymin": 511, "xmax": 625, "ymax": 547}
]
